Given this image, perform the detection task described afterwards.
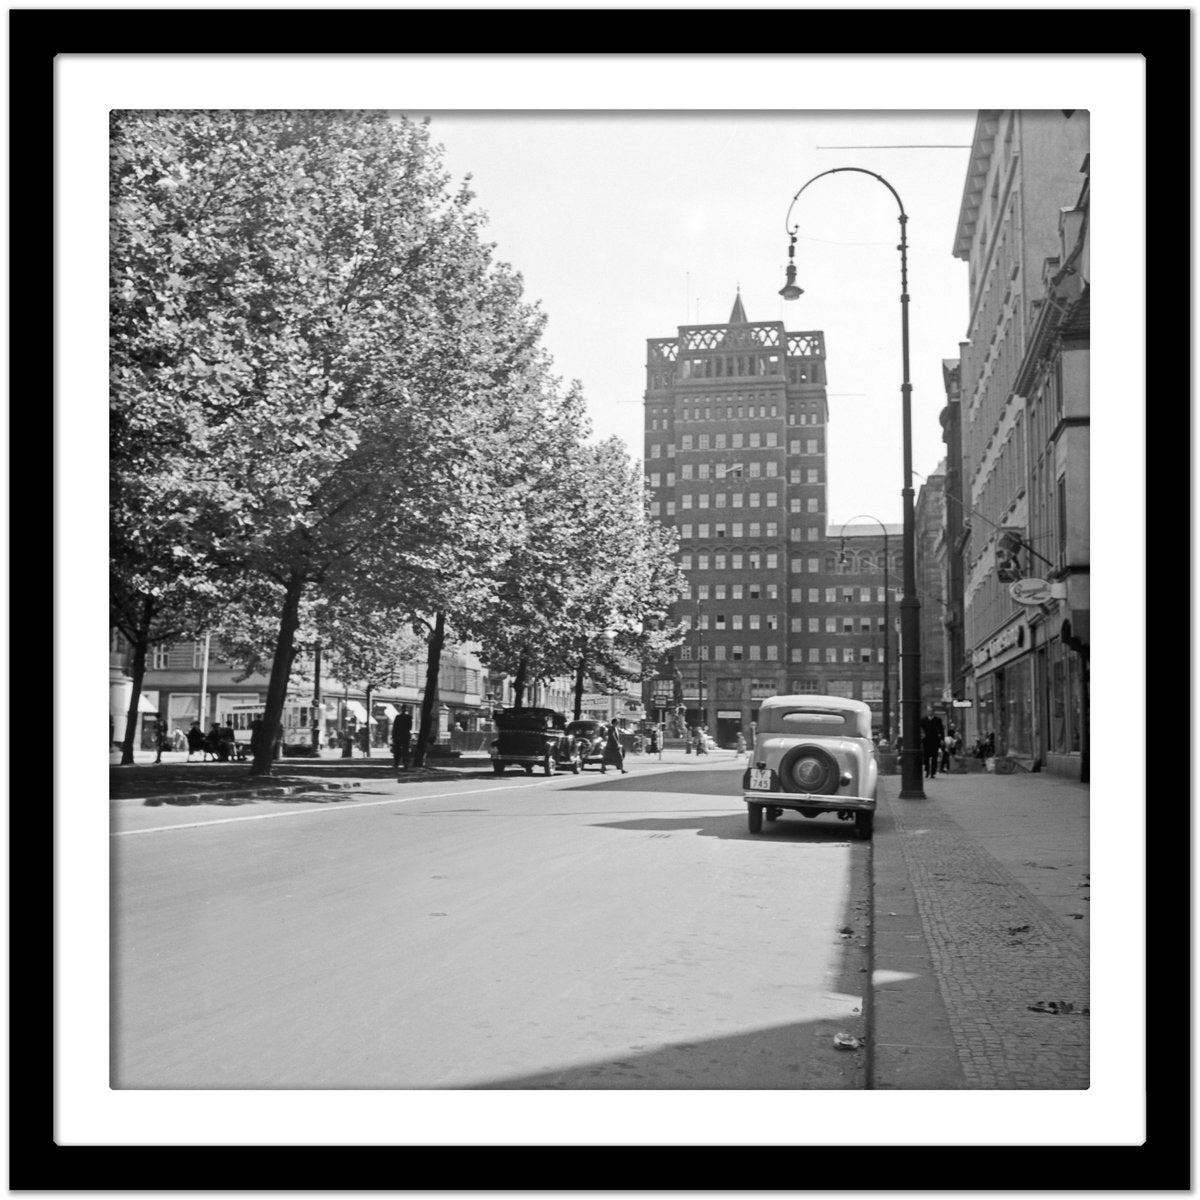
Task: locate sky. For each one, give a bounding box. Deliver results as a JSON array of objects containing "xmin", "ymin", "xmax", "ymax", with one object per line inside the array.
[{"xmin": 410, "ymin": 111, "xmax": 979, "ymax": 527}]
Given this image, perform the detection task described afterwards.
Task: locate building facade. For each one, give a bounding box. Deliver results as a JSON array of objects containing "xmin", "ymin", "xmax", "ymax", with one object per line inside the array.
[
  {"xmin": 644, "ymin": 293, "xmax": 902, "ymax": 746},
  {"xmin": 1012, "ymin": 156, "xmax": 1090, "ymax": 780},
  {"xmin": 109, "ymin": 633, "xmax": 487, "ymax": 750},
  {"xmin": 952, "ymin": 110, "xmax": 1089, "ymax": 773},
  {"xmin": 939, "ymin": 356, "xmax": 970, "ymax": 723},
  {"xmin": 913, "ymin": 466, "xmax": 948, "ymax": 711}
]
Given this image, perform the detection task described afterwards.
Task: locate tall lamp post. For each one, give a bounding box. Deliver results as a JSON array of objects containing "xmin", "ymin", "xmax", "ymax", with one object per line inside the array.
[
  {"xmin": 840, "ymin": 514, "xmax": 891, "ymax": 744},
  {"xmin": 781, "ymin": 166, "xmax": 925, "ymax": 798}
]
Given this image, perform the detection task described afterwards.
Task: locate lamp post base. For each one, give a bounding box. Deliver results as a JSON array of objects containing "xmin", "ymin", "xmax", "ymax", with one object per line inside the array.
[{"xmin": 897, "ymin": 748, "xmax": 927, "ymax": 799}]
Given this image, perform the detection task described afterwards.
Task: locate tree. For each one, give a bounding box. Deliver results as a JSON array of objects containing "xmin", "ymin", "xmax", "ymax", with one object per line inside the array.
[
  {"xmin": 465, "ymin": 426, "xmax": 686, "ymax": 715},
  {"xmin": 109, "ymin": 439, "xmax": 225, "ymax": 763},
  {"xmin": 111, "ymin": 110, "xmax": 550, "ymax": 777}
]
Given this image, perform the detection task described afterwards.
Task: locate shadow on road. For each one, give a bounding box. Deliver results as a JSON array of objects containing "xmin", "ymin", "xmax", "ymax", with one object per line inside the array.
[
  {"xmin": 469, "ymin": 1015, "xmax": 864, "ymax": 1090},
  {"xmin": 592, "ymin": 811, "xmax": 861, "ymax": 844},
  {"xmin": 570, "ymin": 768, "xmax": 742, "ymax": 797}
]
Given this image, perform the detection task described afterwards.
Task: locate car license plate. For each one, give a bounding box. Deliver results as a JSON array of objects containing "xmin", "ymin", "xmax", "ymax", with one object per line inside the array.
[{"xmin": 749, "ymin": 769, "xmax": 771, "ymax": 791}]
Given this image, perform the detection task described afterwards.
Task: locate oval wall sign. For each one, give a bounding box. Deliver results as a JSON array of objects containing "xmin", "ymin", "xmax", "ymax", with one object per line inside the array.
[{"xmin": 1009, "ymin": 577, "xmax": 1053, "ymax": 604}]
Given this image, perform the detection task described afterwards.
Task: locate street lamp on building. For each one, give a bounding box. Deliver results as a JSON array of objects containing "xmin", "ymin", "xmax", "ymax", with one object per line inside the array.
[
  {"xmin": 781, "ymin": 166, "xmax": 925, "ymax": 798},
  {"xmin": 840, "ymin": 514, "xmax": 892, "ymax": 744}
]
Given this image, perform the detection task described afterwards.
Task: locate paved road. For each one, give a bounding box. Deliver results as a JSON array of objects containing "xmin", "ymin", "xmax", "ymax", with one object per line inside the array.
[{"xmin": 112, "ymin": 757, "xmax": 870, "ymax": 1089}]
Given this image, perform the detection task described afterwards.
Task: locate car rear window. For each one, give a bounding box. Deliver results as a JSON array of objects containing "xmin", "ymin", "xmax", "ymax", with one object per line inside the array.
[{"xmin": 773, "ymin": 710, "xmax": 857, "ymax": 737}]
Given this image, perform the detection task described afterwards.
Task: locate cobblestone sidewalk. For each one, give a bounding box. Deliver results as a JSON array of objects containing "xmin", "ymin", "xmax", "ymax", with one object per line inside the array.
[{"xmin": 871, "ymin": 772, "xmax": 1089, "ymax": 1089}]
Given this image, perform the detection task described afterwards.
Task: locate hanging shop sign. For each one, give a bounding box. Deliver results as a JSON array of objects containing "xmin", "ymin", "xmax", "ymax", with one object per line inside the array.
[
  {"xmin": 717, "ymin": 710, "xmax": 742, "ymax": 719},
  {"xmin": 1009, "ymin": 577, "xmax": 1054, "ymax": 605}
]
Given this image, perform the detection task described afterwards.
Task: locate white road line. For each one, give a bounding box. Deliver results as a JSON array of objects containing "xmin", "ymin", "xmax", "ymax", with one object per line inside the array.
[{"xmin": 111, "ymin": 777, "xmax": 563, "ymax": 837}]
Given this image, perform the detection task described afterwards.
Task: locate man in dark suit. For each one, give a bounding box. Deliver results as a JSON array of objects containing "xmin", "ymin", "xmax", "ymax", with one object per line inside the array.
[
  {"xmin": 391, "ymin": 707, "xmax": 413, "ymax": 770},
  {"xmin": 921, "ymin": 709, "xmax": 945, "ymax": 779}
]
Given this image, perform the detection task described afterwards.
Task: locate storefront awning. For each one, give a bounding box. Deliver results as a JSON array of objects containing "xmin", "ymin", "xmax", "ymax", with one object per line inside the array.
[
  {"xmin": 343, "ymin": 700, "xmax": 368, "ymax": 722},
  {"xmin": 137, "ymin": 692, "xmax": 158, "ymax": 714},
  {"xmin": 375, "ymin": 703, "xmax": 400, "ymax": 720}
]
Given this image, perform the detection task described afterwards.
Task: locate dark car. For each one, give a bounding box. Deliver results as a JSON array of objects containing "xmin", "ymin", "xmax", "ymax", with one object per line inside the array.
[
  {"xmin": 564, "ymin": 720, "xmax": 609, "ymax": 770},
  {"xmin": 490, "ymin": 707, "xmax": 581, "ymax": 776}
]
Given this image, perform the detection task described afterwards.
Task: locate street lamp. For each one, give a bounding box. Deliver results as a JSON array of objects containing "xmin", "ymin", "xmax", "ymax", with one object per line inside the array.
[
  {"xmin": 840, "ymin": 514, "xmax": 891, "ymax": 744},
  {"xmin": 781, "ymin": 166, "xmax": 925, "ymax": 798}
]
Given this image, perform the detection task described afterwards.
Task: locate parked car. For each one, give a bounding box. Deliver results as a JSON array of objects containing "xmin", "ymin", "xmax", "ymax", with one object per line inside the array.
[
  {"xmin": 742, "ymin": 694, "xmax": 878, "ymax": 839},
  {"xmin": 490, "ymin": 707, "xmax": 580, "ymax": 776},
  {"xmin": 564, "ymin": 720, "xmax": 609, "ymax": 770}
]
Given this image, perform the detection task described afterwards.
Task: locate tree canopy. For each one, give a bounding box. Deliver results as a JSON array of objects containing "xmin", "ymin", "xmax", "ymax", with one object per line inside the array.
[{"xmin": 111, "ymin": 110, "xmax": 682, "ymax": 774}]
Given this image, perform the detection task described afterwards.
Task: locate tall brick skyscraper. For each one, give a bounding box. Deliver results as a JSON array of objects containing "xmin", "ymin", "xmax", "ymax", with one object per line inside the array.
[{"xmin": 644, "ymin": 293, "xmax": 901, "ymax": 746}]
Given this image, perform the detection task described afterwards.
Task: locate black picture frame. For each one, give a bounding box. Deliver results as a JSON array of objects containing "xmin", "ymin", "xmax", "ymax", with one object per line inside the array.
[{"xmin": 22, "ymin": 5, "xmax": 1184, "ymax": 1191}]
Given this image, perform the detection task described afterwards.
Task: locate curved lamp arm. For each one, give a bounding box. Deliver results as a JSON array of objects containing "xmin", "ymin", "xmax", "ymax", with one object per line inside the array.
[
  {"xmin": 781, "ymin": 168, "xmax": 909, "ymax": 300},
  {"xmin": 784, "ymin": 166, "xmax": 907, "ymax": 236}
]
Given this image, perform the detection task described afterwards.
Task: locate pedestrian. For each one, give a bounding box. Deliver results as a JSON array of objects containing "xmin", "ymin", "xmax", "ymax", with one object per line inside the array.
[
  {"xmin": 695, "ymin": 726, "xmax": 708, "ymax": 756},
  {"xmin": 600, "ymin": 722, "xmax": 627, "ymax": 774},
  {"xmin": 357, "ymin": 725, "xmax": 370, "ymax": 754},
  {"xmin": 735, "ymin": 732, "xmax": 747, "ymax": 758},
  {"xmin": 186, "ymin": 721, "xmax": 206, "ymax": 762},
  {"xmin": 391, "ymin": 706, "xmax": 413, "ymax": 770},
  {"xmin": 154, "ymin": 715, "xmax": 169, "ymax": 764},
  {"xmin": 249, "ymin": 717, "xmax": 266, "ymax": 761},
  {"xmin": 217, "ymin": 723, "xmax": 236, "ymax": 763},
  {"xmin": 920, "ymin": 709, "xmax": 945, "ymax": 779}
]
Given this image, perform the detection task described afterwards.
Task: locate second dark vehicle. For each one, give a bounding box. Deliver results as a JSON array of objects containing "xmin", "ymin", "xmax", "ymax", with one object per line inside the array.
[
  {"xmin": 489, "ymin": 708, "xmax": 582, "ymax": 776},
  {"xmin": 563, "ymin": 720, "xmax": 609, "ymax": 771}
]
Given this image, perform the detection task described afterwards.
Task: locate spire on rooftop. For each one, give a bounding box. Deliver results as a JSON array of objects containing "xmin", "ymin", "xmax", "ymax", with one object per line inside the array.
[{"xmin": 727, "ymin": 289, "xmax": 748, "ymax": 325}]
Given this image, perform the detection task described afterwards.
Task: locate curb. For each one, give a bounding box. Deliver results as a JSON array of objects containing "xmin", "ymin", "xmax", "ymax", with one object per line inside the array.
[
  {"xmin": 129, "ymin": 766, "xmax": 493, "ymax": 807},
  {"xmin": 138, "ymin": 780, "xmax": 365, "ymax": 807},
  {"xmin": 867, "ymin": 780, "xmax": 968, "ymax": 1090}
]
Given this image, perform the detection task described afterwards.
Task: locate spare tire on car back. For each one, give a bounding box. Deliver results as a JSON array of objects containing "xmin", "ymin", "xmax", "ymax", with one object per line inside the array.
[{"xmin": 777, "ymin": 744, "xmax": 840, "ymax": 795}]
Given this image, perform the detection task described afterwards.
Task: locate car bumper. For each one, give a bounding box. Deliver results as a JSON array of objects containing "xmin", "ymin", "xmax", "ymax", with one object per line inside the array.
[{"xmin": 742, "ymin": 791, "xmax": 876, "ymax": 812}]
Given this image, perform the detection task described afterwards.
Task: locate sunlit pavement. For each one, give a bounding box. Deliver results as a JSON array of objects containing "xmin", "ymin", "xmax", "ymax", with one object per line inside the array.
[
  {"xmin": 870, "ymin": 770, "xmax": 1089, "ymax": 1089},
  {"xmin": 111, "ymin": 757, "xmax": 870, "ymax": 1089}
]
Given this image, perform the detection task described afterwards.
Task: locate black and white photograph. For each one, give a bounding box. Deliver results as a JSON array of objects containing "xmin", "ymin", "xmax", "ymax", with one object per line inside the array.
[
  {"xmin": 106, "ymin": 104, "xmax": 1094, "ymax": 1095},
  {"xmin": 31, "ymin": 17, "xmax": 1174, "ymax": 1181}
]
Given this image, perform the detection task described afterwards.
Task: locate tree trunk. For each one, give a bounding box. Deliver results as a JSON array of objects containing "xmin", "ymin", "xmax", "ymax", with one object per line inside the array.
[
  {"xmin": 250, "ymin": 574, "xmax": 305, "ymax": 778},
  {"xmin": 413, "ymin": 610, "xmax": 446, "ymax": 769},
  {"xmin": 512, "ymin": 652, "xmax": 529, "ymax": 710},
  {"xmin": 119, "ymin": 595, "xmax": 156, "ymax": 765},
  {"xmin": 572, "ymin": 651, "xmax": 587, "ymax": 721},
  {"xmin": 363, "ymin": 684, "xmax": 373, "ymax": 757},
  {"xmin": 119, "ymin": 632, "xmax": 150, "ymax": 765}
]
